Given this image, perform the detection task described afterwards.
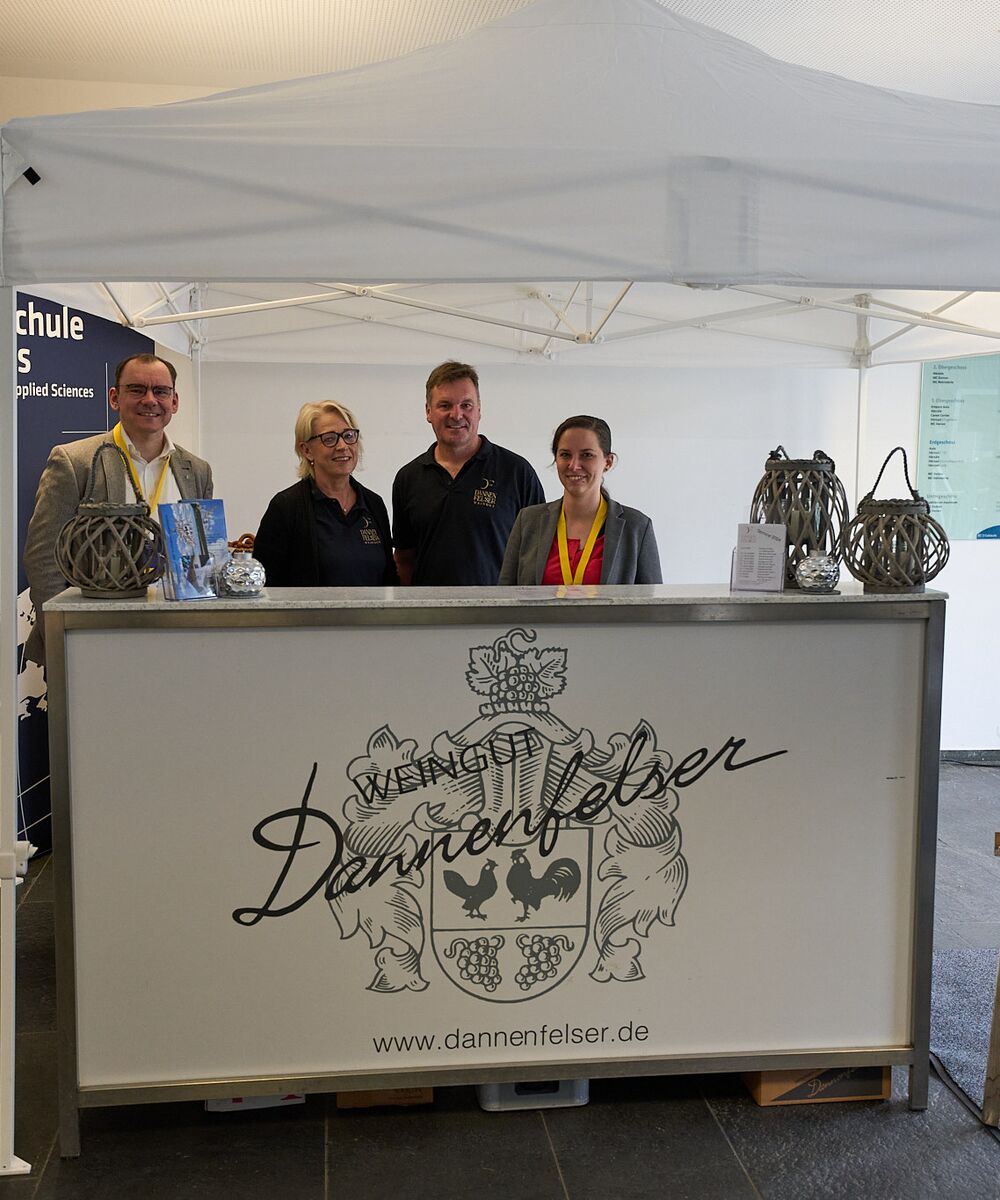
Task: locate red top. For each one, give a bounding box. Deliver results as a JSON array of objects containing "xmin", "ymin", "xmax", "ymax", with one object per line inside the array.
[{"xmin": 541, "ymin": 533, "xmax": 605, "ymax": 585}]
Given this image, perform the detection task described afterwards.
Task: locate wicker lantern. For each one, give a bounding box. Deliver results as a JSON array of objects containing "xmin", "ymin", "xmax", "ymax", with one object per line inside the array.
[
  {"xmin": 842, "ymin": 447, "xmax": 949, "ymax": 593},
  {"xmin": 749, "ymin": 446, "xmax": 849, "ymax": 588},
  {"xmin": 55, "ymin": 443, "xmax": 165, "ymax": 598}
]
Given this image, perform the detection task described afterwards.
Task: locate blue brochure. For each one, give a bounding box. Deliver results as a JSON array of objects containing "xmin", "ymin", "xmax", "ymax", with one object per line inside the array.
[{"xmin": 159, "ymin": 500, "xmax": 229, "ymax": 600}]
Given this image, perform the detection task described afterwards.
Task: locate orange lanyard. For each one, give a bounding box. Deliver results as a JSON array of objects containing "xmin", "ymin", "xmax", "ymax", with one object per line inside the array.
[
  {"xmin": 113, "ymin": 423, "xmax": 170, "ymax": 516},
  {"xmin": 557, "ymin": 497, "xmax": 607, "ymax": 584}
]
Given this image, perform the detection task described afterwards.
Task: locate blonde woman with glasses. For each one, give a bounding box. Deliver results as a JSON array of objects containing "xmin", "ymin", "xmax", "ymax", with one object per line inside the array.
[{"xmin": 254, "ymin": 401, "xmax": 398, "ymax": 586}]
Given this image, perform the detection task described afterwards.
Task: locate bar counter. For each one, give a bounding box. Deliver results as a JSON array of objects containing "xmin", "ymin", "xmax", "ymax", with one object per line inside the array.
[{"xmin": 45, "ymin": 583, "xmax": 945, "ymax": 1153}]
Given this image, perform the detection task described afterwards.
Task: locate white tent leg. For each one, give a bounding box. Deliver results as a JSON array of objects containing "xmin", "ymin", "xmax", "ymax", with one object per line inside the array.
[
  {"xmin": 854, "ymin": 361, "xmax": 869, "ymax": 512},
  {"xmin": 191, "ymin": 284, "xmax": 204, "ymax": 454},
  {"xmin": 0, "ymin": 284, "xmax": 31, "ymax": 1176}
]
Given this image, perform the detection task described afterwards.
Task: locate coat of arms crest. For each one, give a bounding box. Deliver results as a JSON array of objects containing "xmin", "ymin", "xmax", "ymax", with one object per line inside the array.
[
  {"xmin": 314, "ymin": 627, "xmax": 689, "ymax": 1000},
  {"xmin": 235, "ymin": 627, "xmax": 788, "ymax": 1005}
]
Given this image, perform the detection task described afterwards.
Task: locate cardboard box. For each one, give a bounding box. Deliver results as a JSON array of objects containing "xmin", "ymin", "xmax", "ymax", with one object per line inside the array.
[
  {"xmin": 335, "ymin": 1087, "xmax": 434, "ymax": 1110},
  {"xmin": 743, "ymin": 1066, "xmax": 891, "ymax": 1106}
]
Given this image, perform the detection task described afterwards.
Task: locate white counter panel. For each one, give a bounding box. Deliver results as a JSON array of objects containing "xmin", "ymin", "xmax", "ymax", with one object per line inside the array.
[{"xmin": 62, "ymin": 616, "xmax": 923, "ymax": 1086}]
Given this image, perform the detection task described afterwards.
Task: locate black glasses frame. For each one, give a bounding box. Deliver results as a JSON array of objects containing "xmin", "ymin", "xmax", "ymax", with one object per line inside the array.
[
  {"xmin": 120, "ymin": 384, "xmax": 176, "ymax": 401},
  {"xmin": 306, "ymin": 428, "xmax": 360, "ymax": 448}
]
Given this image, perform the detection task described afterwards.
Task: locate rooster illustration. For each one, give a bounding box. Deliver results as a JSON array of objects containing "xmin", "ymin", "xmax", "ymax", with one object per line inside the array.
[
  {"xmin": 506, "ymin": 849, "xmax": 581, "ymax": 922},
  {"xmin": 443, "ymin": 859, "xmax": 498, "ymax": 919}
]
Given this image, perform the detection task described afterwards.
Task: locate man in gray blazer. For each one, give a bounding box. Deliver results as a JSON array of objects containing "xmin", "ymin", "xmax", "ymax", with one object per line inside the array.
[{"xmin": 22, "ymin": 352, "xmax": 213, "ymax": 665}]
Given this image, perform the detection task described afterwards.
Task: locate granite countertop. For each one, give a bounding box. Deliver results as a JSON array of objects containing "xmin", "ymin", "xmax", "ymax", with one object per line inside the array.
[{"xmin": 45, "ymin": 581, "xmax": 946, "ymax": 613}]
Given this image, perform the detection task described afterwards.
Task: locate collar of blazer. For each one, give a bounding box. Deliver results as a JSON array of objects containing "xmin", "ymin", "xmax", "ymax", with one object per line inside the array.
[
  {"xmin": 95, "ymin": 436, "xmax": 194, "ymax": 503},
  {"xmin": 536, "ymin": 496, "xmax": 624, "ymax": 584}
]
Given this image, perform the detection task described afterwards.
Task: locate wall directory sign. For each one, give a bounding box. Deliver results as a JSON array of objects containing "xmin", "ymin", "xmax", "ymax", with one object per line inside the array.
[{"xmin": 917, "ymin": 355, "xmax": 1000, "ymax": 539}]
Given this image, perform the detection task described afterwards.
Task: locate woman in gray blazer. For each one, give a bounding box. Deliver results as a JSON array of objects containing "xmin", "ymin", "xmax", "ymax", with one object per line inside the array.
[{"xmin": 500, "ymin": 415, "xmax": 661, "ymax": 585}]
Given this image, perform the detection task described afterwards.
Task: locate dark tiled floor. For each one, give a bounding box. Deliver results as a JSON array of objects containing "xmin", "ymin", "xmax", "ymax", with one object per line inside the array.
[{"xmin": 5, "ymin": 764, "xmax": 1000, "ymax": 1199}]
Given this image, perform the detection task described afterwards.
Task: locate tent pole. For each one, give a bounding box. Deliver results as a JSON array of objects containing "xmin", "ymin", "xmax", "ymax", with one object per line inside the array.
[
  {"xmin": 134, "ymin": 288, "xmax": 375, "ymax": 326},
  {"xmin": 602, "ymin": 299, "xmax": 805, "ymax": 342},
  {"xmin": 536, "ymin": 282, "xmax": 581, "ymax": 356},
  {"xmin": 191, "ymin": 285, "xmax": 203, "ymax": 458},
  {"xmin": 591, "ymin": 282, "xmax": 633, "ymax": 339},
  {"xmin": 736, "ymin": 285, "xmax": 1000, "ymax": 343},
  {"xmin": 0, "ymin": 284, "xmax": 31, "ymax": 1177},
  {"xmin": 195, "ymin": 309, "xmax": 539, "ymax": 358},
  {"xmin": 97, "ymin": 283, "xmax": 130, "ymax": 326},
  {"xmin": 154, "ymin": 283, "xmax": 201, "ymax": 346},
  {"xmin": 870, "ymin": 292, "xmax": 975, "ymax": 354},
  {"xmin": 529, "ymin": 289, "xmax": 584, "ymax": 337},
  {"xmin": 136, "ymin": 286, "xmax": 583, "ymax": 343},
  {"xmin": 854, "ymin": 362, "xmax": 868, "ymax": 513},
  {"xmin": 134, "ymin": 283, "xmax": 197, "ymax": 321}
]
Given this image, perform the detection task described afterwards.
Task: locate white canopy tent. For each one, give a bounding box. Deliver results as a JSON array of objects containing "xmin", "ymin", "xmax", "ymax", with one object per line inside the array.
[
  {"xmin": 4, "ymin": 0, "xmax": 1000, "ymax": 1171},
  {"xmin": 5, "ymin": 0, "xmax": 1000, "ymax": 290},
  {"xmin": 6, "ymin": 0, "xmax": 1000, "ymax": 366}
]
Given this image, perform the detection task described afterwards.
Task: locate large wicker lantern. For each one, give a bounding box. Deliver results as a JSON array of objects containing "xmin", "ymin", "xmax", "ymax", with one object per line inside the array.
[
  {"xmin": 842, "ymin": 447, "xmax": 949, "ymax": 592},
  {"xmin": 55, "ymin": 443, "xmax": 165, "ymax": 598},
  {"xmin": 750, "ymin": 446, "xmax": 849, "ymax": 588}
]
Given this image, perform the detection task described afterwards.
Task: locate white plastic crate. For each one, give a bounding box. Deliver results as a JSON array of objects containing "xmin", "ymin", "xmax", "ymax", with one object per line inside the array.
[{"xmin": 476, "ymin": 1079, "xmax": 589, "ymax": 1111}]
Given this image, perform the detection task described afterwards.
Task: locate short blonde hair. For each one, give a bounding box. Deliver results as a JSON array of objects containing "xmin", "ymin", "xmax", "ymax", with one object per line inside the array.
[{"xmin": 294, "ymin": 400, "xmax": 362, "ymax": 479}]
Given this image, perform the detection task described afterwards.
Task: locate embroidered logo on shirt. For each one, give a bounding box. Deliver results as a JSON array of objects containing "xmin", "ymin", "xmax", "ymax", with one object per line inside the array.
[
  {"xmin": 474, "ymin": 476, "xmax": 497, "ymax": 508},
  {"xmin": 359, "ymin": 515, "xmax": 382, "ymax": 545}
]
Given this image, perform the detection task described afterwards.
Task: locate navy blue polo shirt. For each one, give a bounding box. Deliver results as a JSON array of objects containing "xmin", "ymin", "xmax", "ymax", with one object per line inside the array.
[
  {"xmin": 392, "ymin": 436, "xmax": 544, "ymax": 585},
  {"xmin": 310, "ymin": 481, "xmax": 388, "ymax": 586}
]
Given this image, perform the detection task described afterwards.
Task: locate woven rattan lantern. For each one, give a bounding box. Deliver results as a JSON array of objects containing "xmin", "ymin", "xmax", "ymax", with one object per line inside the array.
[
  {"xmin": 750, "ymin": 446, "xmax": 849, "ymax": 588},
  {"xmin": 55, "ymin": 443, "xmax": 165, "ymax": 598},
  {"xmin": 842, "ymin": 447, "xmax": 949, "ymax": 593}
]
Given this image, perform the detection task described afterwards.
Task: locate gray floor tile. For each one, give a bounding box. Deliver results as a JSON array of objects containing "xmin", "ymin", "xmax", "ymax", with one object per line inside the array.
[
  {"xmin": 0, "ymin": 1178, "xmax": 39, "ymax": 1199},
  {"xmin": 15, "ymin": 903, "xmax": 54, "ymax": 1035},
  {"xmin": 327, "ymin": 1085, "xmax": 565, "ymax": 1200},
  {"xmin": 21, "ymin": 854, "xmax": 54, "ymax": 906},
  {"xmin": 543, "ymin": 1075, "xmax": 757, "ymax": 1200},
  {"xmin": 934, "ymin": 927, "xmax": 971, "ymax": 949},
  {"xmin": 949, "ymin": 921, "xmax": 1000, "ymax": 949},
  {"xmin": 938, "ymin": 763, "xmax": 1000, "ymax": 805},
  {"xmin": 35, "ymin": 1097, "xmax": 326, "ymax": 1200},
  {"xmin": 934, "ymin": 846, "xmax": 1000, "ymax": 923},
  {"xmin": 9, "ymin": 1030, "xmax": 57, "ymax": 1183},
  {"xmin": 704, "ymin": 1071, "xmax": 1000, "ymax": 1200}
]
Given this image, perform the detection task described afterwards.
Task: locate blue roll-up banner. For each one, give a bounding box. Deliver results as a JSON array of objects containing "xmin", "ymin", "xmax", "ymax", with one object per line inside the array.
[{"xmin": 16, "ymin": 292, "xmax": 153, "ymax": 850}]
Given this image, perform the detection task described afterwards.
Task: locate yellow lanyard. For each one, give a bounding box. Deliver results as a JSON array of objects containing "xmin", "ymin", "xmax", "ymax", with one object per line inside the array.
[
  {"xmin": 113, "ymin": 423, "xmax": 171, "ymax": 516},
  {"xmin": 557, "ymin": 496, "xmax": 607, "ymax": 585}
]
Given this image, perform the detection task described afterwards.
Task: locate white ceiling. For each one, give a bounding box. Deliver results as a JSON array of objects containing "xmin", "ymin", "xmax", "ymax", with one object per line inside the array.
[{"xmin": 2, "ymin": 0, "xmax": 1000, "ymax": 104}]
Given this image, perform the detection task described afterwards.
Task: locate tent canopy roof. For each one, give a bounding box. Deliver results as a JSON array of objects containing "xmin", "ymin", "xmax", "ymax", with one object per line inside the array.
[{"xmin": 5, "ymin": 0, "xmax": 1000, "ymax": 291}]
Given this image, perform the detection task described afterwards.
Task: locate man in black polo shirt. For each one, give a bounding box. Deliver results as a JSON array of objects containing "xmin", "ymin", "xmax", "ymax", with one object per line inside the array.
[{"xmin": 392, "ymin": 361, "xmax": 545, "ymax": 585}]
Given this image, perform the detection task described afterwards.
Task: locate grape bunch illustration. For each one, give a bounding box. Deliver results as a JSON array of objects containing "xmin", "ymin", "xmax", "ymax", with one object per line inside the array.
[
  {"xmin": 494, "ymin": 663, "xmax": 540, "ymax": 704},
  {"xmin": 444, "ymin": 935, "xmax": 504, "ymax": 992},
  {"xmin": 465, "ymin": 628, "xmax": 567, "ymax": 715},
  {"xmin": 514, "ymin": 933, "xmax": 575, "ymax": 991}
]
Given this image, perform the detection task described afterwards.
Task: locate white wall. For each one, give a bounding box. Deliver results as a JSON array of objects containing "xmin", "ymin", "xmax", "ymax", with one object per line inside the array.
[
  {"xmin": 202, "ymin": 359, "xmax": 859, "ymax": 585},
  {"xmin": 203, "ymin": 358, "xmax": 995, "ymax": 749}
]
